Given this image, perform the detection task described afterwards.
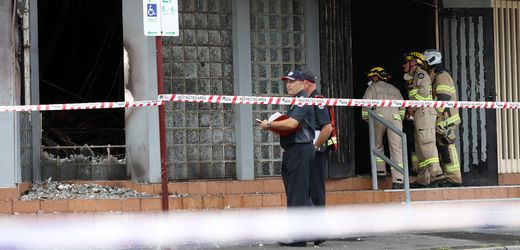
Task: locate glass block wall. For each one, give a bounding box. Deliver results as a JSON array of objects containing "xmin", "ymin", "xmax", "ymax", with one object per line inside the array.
[
  {"xmin": 163, "ymin": 0, "xmax": 236, "ymax": 180},
  {"xmin": 250, "ymin": 0, "xmax": 306, "ymax": 177}
]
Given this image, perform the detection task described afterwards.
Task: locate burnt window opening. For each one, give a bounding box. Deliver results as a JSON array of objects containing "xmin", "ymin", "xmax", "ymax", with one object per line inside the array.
[{"xmin": 38, "ymin": 0, "xmax": 125, "ymax": 160}]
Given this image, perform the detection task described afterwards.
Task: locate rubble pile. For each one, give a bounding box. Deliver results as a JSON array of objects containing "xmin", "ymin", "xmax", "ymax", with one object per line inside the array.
[{"xmin": 20, "ymin": 181, "xmax": 156, "ymax": 200}]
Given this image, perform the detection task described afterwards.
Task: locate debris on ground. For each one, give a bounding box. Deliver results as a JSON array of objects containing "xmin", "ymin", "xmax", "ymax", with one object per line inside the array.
[{"xmin": 20, "ymin": 180, "xmax": 157, "ymax": 200}]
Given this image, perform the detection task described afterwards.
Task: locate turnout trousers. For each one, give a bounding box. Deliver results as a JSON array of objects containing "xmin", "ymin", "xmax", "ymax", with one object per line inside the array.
[
  {"xmin": 413, "ymin": 108, "xmax": 445, "ymax": 185},
  {"xmin": 437, "ymin": 126, "xmax": 462, "ymax": 184},
  {"xmin": 373, "ymin": 111, "xmax": 404, "ymax": 184}
]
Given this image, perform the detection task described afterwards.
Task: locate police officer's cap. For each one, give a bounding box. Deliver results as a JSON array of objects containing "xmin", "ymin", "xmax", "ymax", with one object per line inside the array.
[
  {"xmin": 301, "ymin": 70, "xmax": 317, "ymax": 83},
  {"xmin": 281, "ymin": 70, "xmax": 305, "ymax": 81}
]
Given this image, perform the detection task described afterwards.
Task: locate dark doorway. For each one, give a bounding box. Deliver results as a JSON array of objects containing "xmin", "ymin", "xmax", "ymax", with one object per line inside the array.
[
  {"xmin": 38, "ymin": 0, "xmax": 124, "ymax": 155},
  {"xmin": 351, "ymin": 0, "xmax": 436, "ymax": 175}
]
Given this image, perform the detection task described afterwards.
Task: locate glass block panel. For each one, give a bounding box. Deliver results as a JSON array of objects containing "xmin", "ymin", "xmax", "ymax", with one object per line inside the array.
[
  {"xmin": 293, "ymin": 0, "xmax": 304, "ymax": 15},
  {"xmin": 197, "ymin": 47, "xmax": 210, "ymax": 61},
  {"xmin": 219, "ymin": 0, "xmax": 232, "ymax": 13},
  {"xmin": 185, "ymin": 62, "xmax": 198, "ymax": 78},
  {"xmin": 196, "ymin": 30, "xmax": 209, "ymax": 45},
  {"xmin": 253, "ymin": 0, "xmax": 268, "ymax": 14},
  {"xmin": 185, "ymin": 46, "xmax": 197, "ymax": 60},
  {"xmin": 209, "ymin": 47, "xmax": 222, "ymax": 61},
  {"xmin": 221, "ymin": 31, "xmax": 232, "ymax": 46},
  {"xmin": 257, "ymin": 15, "xmax": 268, "ymax": 30},
  {"xmin": 250, "ymin": 0, "xmax": 305, "ymax": 177},
  {"xmin": 280, "ymin": 0, "xmax": 292, "ymax": 14},
  {"xmin": 208, "ymin": 14, "xmax": 220, "ymax": 29},
  {"xmin": 269, "ymin": 0, "xmax": 281, "ymax": 14},
  {"xmin": 282, "ymin": 32, "xmax": 293, "ymax": 46},
  {"xmin": 257, "ymin": 32, "xmax": 268, "ymax": 46},
  {"xmin": 208, "ymin": 30, "xmax": 221, "ymax": 45},
  {"xmin": 210, "ymin": 63, "xmax": 223, "ymax": 77},
  {"xmin": 270, "ymin": 32, "xmax": 281, "ymax": 46},
  {"xmin": 182, "ymin": 13, "xmax": 196, "ymax": 28},
  {"xmin": 195, "ymin": 13, "xmax": 208, "ymax": 29},
  {"xmin": 196, "ymin": 0, "xmax": 208, "ymax": 12},
  {"xmin": 183, "ymin": 29, "xmax": 197, "ymax": 45},
  {"xmin": 270, "ymin": 48, "xmax": 280, "ymax": 62}
]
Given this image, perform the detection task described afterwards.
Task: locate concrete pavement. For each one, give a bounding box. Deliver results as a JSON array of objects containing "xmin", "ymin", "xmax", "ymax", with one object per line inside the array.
[{"xmin": 173, "ymin": 227, "xmax": 520, "ymax": 250}]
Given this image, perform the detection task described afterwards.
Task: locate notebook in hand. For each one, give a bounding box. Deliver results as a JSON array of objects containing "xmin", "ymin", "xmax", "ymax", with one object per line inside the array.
[{"xmin": 267, "ymin": 112, "xmax": 299, "ymax": 136}]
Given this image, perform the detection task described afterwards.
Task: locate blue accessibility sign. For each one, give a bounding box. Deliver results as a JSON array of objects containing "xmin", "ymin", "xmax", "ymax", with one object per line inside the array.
[{"xmin": 147, "ymin": 3, "xmax": 157, "ymax": 17}]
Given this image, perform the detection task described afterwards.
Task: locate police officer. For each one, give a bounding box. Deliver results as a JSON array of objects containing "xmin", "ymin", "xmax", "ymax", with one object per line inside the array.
[
  {"xmin": 302, "ymin": 70, "xmax": 332, "ymax": 206},
  {"xmin": 259, "ymin": 70, "xmax": 315, "ymax": 208},
  {"xmin": 362, "ymin": 67, "xmax": 406, "ymax": 189},
  {"xmin": 424, "ymin": 49, "xmax": 462, "ymax": 187},
  {"xmin": 259, "ymin": 70, "xmax": 315, "ymax": 247},
  {"xmin": 403, "ymin": 52, "xmax": 445, "ymax": 187}
]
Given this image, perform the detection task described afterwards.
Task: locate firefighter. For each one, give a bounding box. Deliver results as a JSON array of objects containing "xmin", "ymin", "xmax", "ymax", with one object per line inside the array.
[
  {"xmin": 424, "ymin": 49, "xmax": 462, "ymax": 187},
  {"xmin": 402, "ymin": 52, "xmax": 445, "ymax": 187},
  {"xmin": 362, "ymin": 67, "xmax": 406, "ymax": 189}
]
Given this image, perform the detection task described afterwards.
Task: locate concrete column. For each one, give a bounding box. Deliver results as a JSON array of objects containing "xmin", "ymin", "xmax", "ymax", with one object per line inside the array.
[
  {"xmin": 0, "ymin": 1, "xmax": 22, "ymax": 187},
  {"xmin": 30, "ymin": 0, "xmax": 41, "ymax": 182},
  {"xmin": 304, "ymin": 0, "xmax": 321, "ymax": 84},
  {"xmin": 232, "ymin": 0, "xmax": 254, "ymax": 180},
  {"xmin": 122, "ymin": 0, "xmax": 161, "ymax": 183}
]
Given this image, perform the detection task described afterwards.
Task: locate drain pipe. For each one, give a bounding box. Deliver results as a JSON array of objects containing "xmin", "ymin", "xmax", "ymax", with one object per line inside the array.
[{"xmin": 155, "ymin": 36, "xmax": 169, "ymax": 211}]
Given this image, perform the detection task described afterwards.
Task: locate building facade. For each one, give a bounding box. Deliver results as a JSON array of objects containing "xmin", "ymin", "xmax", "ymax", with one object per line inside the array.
[{"xmin": 0, "ymin": 0, "xmax": 518, "ymax": 187}]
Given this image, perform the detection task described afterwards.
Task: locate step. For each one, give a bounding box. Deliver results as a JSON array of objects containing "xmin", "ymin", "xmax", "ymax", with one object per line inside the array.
[
  {"xmin": 1, "ymin": 185, "xmax": 520, "ymax": 215},
  {"xmin": 1, "ymin": 175, "xmax": 520, "ymax": 214}
]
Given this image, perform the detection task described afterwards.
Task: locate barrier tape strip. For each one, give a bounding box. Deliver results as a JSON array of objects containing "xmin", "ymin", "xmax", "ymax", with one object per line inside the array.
[
  {"xmin": 1, "ymin": 94, "xmax": 520, "ymax": 112},
  {"xmin": 0, "ymin": 100, "xmax": 163, "ymax": 112},
  {"xmin": 159, "ymin": 94, "xmax": 520, "ymax": 109}
]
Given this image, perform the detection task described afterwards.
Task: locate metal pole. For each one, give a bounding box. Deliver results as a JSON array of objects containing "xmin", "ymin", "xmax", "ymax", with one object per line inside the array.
[
  {"xmin": 401, "ymin": 135, "xmax": 410, "ymax": 206},
  {"xmin": 156, "ymin": 36, "xmax": 169, "ymax": 211},
  {"xmin": 368, "ymin": 113, "xmax": 378, "ymax": 190}
]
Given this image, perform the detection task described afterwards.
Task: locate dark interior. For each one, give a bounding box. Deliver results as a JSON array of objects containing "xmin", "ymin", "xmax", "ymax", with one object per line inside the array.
[
  {"xmin": 351, "ymin": 0, "xmax": 436, "ymax": 175},
  {"xmin": 38, "ymin": 0, "xmax": 124, "ymax": 156}
]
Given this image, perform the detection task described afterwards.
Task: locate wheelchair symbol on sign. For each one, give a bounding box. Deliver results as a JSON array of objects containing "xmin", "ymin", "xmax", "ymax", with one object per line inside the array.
[{"xmin": 147, "ymin": 4, "xmax": 157, "ymax": 17}]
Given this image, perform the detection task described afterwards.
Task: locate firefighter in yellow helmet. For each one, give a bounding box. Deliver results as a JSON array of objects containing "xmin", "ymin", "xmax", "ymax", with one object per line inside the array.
[
  {"xmin": 362, "ymin": 67, "xmax": 406, "ymax": 189},
  {"xmin": 424, "ymin": 49, "xmax": 462, "ymax": 187},
  {"xmin": 403, "ymin": 52, "xmax": 445, "ymax": 187}
]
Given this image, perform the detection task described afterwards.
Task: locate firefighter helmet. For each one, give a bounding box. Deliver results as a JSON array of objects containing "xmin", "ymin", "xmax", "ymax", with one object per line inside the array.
[
  {"xmin": 423, "ymin": 49, "xmax": 442, "ymax": 65},
  {"xmin": 367, "ymin": 67, "xmax": 389, "ymax": 80},
  {"xmin": 403, "ymin": 51, "xmax": 426, "ymax": 66}
]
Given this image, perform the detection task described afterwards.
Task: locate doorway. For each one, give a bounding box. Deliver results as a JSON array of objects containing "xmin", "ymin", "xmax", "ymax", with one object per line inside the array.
[
  {"xmin": 351, "ymin": 0, "xmax": 436, "ymax": 175},
  {"xmin": 38, "ymin": 0, "xmax": 125, "ymax": 179}
]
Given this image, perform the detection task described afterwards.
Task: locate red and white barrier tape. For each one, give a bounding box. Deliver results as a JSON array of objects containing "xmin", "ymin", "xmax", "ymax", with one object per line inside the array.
[
  {"xmin": 159, "ymin": 94, "xmax": 520, "ymax": 109},
  {"xmin": 2, "ymin": 94, "xmax": 520, "ymax": 112},
  {"xmin": 0, "ymin": 100, "xmax": 163, "ymax": 112}
]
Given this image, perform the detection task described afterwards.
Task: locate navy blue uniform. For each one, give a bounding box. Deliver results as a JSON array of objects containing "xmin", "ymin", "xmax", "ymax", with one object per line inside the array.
[
  {"xmin": 309, "ymin": 90, "xmax": 331, "ymax": 207},
  {"xmin": 280, "ymin": 90, "xmax": 315, "ymax": 207}
]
